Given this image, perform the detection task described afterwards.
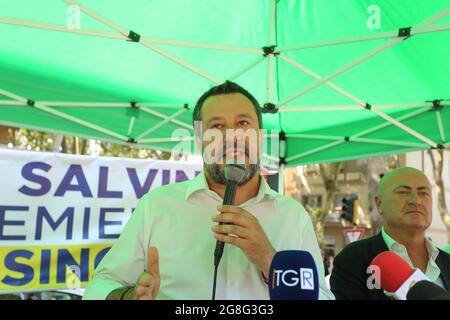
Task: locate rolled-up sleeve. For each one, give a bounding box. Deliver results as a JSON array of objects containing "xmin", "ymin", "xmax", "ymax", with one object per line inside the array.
[{"xmin": 83, "ymin": 194, "xmax": 150, "ymax": 300}]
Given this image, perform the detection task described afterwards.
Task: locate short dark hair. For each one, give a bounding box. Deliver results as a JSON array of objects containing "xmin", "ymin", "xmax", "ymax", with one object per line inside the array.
[{"xmin": 192, "ymin": 81, "xmax": 263, "ymax": 132}]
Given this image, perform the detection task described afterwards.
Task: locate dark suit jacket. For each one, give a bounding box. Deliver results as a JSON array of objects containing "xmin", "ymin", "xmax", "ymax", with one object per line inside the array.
[{"xmin": 330, "ymin": 233, "xmax": 450, "ymax": 300}]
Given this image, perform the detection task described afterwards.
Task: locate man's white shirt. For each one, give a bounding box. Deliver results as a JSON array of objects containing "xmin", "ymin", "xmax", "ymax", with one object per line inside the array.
[{"xmin": 83, "ymin": 171, "xmax": 335, "ymax": 300}]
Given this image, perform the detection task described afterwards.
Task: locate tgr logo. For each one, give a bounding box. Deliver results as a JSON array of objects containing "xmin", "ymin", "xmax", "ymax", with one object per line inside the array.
[{"xmin": 272, "ymin": 268, "xmax": 315, "ymax": 290}]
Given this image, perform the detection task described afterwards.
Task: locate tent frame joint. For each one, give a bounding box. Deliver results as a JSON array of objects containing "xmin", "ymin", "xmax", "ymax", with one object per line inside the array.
[
  {"xmin": 431, "ymin": 143, "xmax": 445, "ymax": 150},
  {"xmin": 262, "ymin": 102, "xmax": 278, "ymax": 114},
  {"xmin": 127, "ymin": 137, "xmax": 137, "ymax": 144},
  {"xmin": 430, "ymin": 99, "xmax": 443, "ymax": 111},
  {"xmin": 183, "ymin": 103, "xmax": 190, "ymax": 110},
  {"xmin": 27, "ymin": 99, "xmax": 35, "ymax": 107},
  {"xmin": 262, "ymin": 45, "xmax": 279, "ymax": 57},
  {"xmin": 127, "ymin": 30, "xmax": 141, "ymax": 42},
  {"xmin": 398, "ymin": 27, "xmax": 412, "ymax": 39},
  {"xmin": 364, "ymin": 103, "xmax": 372, "ymax": 110},
  {"xmin": 344, "ymin": 136, "xmax": 350, "ymax": 142}
]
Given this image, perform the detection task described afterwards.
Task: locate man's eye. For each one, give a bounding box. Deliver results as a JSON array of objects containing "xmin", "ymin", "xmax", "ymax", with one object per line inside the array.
[
  {"xmin": 238, "ymin": 120, "xmax": 249, "ymax": 126},
  {"xmin": 420, "ymin": 191, "xmax": 430, "ymax": 196},
  {"xmin": 397, "ymin": 190, "xmax": 410, "ymax": 194},
  {"xmin": 211, "ymin": 124, "xmax": 223, "ymax": 129}
]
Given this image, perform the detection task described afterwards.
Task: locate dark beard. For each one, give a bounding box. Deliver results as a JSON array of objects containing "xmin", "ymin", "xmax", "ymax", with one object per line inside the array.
[{"xmin": 204, "ymin": 162, "xmax": 259, "ymax": 186}]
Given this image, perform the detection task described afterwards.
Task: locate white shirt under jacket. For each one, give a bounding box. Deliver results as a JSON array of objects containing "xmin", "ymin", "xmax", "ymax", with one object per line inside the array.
[{"xmin": 83, "ymin": 171, "xmax": 335, "ymax": 300}]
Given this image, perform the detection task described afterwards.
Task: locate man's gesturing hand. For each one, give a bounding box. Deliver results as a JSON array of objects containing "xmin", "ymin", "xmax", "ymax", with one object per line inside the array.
[
  {"xmin": 134, "ymin": 246, "xmax": 160, "ymax": 300},
  {"xmin": 211, "ymin": 205, "xmax": 276, "ymax": 278}
]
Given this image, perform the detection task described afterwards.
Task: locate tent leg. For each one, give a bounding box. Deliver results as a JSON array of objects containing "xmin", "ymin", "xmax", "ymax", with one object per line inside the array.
[{"xmin": 278, "ymin": 163, "xmax": 285, "ymax": 195}]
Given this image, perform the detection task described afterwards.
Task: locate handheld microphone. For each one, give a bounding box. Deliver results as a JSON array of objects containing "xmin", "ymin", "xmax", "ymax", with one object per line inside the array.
[
  {"xmin": 406, "ymin": 280, "xmax": 450, "ymax": 300},
  {"xmin": 268, "ymin": 250, "xmax": 319, "ymax": 300},
  {"xmin": 212, "ymin": 164, "xmax": 245, "ymax": 300},
  {"xmin": 370, "ymin": 251, "xmax": 428, "ymax": 300},
  {"xmin": 213, "ymin": 164, "xmax": 246, "ymax": 267}
]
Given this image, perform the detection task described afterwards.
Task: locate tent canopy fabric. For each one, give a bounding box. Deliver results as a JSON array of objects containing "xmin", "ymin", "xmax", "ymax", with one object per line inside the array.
[{"xmin": 0, "ymin": 0, "xmax": 449, "ymax": 168}]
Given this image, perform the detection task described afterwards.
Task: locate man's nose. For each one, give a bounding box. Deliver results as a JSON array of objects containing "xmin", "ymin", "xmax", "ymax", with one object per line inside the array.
[{"xmin": 408, "ymin": 191, "xmax": 423, "ymax": 206}]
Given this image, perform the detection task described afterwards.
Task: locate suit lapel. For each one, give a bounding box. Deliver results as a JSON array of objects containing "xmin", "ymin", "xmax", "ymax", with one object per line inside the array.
[
  {"xmin": 370, "ymin": 232, "xmax": 389, "ymax": 257},
  {"xmin": 436, "ymin": 251, "xmax": 450, "ymax": 291},
  {"xmin": 368, "ymin": 233, "xmax": 390, "ymax": 300}
]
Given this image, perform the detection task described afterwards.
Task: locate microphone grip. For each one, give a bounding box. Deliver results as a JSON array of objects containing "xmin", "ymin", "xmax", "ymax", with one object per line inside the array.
[{"xmin": 214, "ymin": 180, "xmax": 238, "ymax": 266}]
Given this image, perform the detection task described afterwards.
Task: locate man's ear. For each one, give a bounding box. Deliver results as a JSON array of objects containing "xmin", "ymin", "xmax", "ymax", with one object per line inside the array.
[{"xmin": 374, "ymin": 195, "xmax": 382, "ymax": 215}]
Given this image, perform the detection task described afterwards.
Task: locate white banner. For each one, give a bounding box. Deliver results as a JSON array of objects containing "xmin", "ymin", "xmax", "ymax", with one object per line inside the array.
[{"xmin": 0, "ymin": 148, "xmax": 201, "ymax": 292}]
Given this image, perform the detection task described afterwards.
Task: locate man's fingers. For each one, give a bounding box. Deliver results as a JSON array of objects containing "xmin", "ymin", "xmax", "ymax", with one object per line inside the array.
[
  {"xmin": 217, "ymin": 205, "xmax": 257, "ymax": 222},
  {"xmin": 147, "ymin": 247, "xmax": 160, "ymax": 279},
  {"xmin": 212, "ymin": 213, "xmax": 251, "ymax": 227},
  {"xmin": 135, "ymin": 284, "xmax": 151, "ymax": 297},
  {"xmin": 136, "ymin": 272, "xmax": 154, "ymax": 287},
  {"xmin": 214, "ymin": 233, "xmax": 245, "ymax": 249},
  {"xmin": 212, "ymin": 224, "xmax": 250, "ymax": 239}
]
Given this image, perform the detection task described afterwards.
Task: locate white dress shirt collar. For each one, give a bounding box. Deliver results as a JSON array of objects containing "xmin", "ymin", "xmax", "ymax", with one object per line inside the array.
[{"xmin": 185, "ymin": 170, "xmax": 281, "ymax": 204}]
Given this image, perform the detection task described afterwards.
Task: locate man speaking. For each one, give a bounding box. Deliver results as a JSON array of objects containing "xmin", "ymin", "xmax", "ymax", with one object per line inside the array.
[{"xmin": 83, "ymin": 81, "xmax": 333, "ymax": 300}]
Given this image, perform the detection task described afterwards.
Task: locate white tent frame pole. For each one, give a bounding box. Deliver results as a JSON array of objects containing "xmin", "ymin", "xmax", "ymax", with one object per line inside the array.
[
  {"xmin": 64, "ymin": 0, "xmax": 222, "ymax": 85},
  {"xmin": 139, "ymin": 38, "xmax": 222, "ymax": 84},
  {"xmin": 0, "ymin": 88, "xmax": 28, "ymax": 101},
  {"xmin": 352, "ymin": 108, "xmax": 429, "ymax": 138},
  {"xmin": 278, "ymin": 54, "xmax": 365, "ymax": 106},
  {"xmin": 267, "ymin": 55, "xmax": 275, "ymax": 103},
  {"xmin": 269, "ymin": 0, "xmax": 276, "ymax": 46},
  {"xmin": 278, "ymin": 163, "xmax": 285, "ymax": 195},
  {"xmin": 278, "ymin": 22, "xmax": 450, "ymax": 52},
  {"xmin": 278, "ymin": 4, "xmax": 450, "ymax": 53},
  {"xmin": 0, "ymin": 87, "xmax": 129, "ymax": 141},
  {"xmin": 139, "ymin": 137, "xmax": 193, "ymax": 144},
  {"xmin": 0, "ymin": 100, "xmax": 25, "ymax": 106},
  {"xmin": 63, "ymin": 0, "xmax": 130, "ymax": 33},
  {"xmin": 287, "ymin": 134, "xmax": 427, "ymax": 148},
  {"xmin": 279, "ymin": 103, "xmax": 449, "ymax": 112},
  {"xmin": 278, "ymin": 6, "xmax": 450, "ymax": 107},
  {"xmin": 285, "ymin": 108, "xmax": 430, "ymax": 163},
  {"xmin": 267, "ymin": 0, "xmax": 276, "ymax": 103},
  {"xmin": 136, "ymin": 37, "xmax": 261, "ymax": 54},
  {"xmin": 351, "ymin": 137, "xmax": 427, "ymax": 148},
  {"xmin": 0, "ymin": 16, "xmax": 260, "ymax": 54},
  {"xmin": 415, "ymin": 21, "xmax": 450, "ymax": 35},
  {"xmin": 278, "ymin": 127, "xmax": 286, "ymax": 195},
  {"xmin": 0, "ymin": 16, "xmax": 126, "ymax": 39},
  {"xmin": 34, "ymin": 102, "xmax": 185, "ymax": 108},
  {"xmin": 415, "ymin": 6, "xmax": 450, "ymax": 26},
  {"xmin": 127, "ymin": 116, "xmax": 136, "ymax": 137},
  {"xmin": 287, "ymin": 134, "xmax": 342, "ymax": 141},
  {"xmin": 136, "ymin": 109, "xmax": 188, "ymax": 140},
  {"xmin": 370, "ymin": 109, "xmax": 437, "ymax": 147},
  {"xmin": 140, "ymin": 103, "xmax": 190, "ymax": 109},
  {"xmin": 228, "ymin": 56, "xmax": 266, "ymax": 81},
  {"xmin": 140, "ymin": 107, "xmax": 193, "ymax": 131},
  {"xmin": 38, "ymin": 102, "xmax": 131, "ymax": 107},
  {"xmin": 436, "ymin": 110, "xmax": 446, "ymax": 143},
  {"xmin": 31, "ymin": 103, "xmax": 129, "ymax": 141},
  {"xmin": 286, "ymin": 141, "xmax": 345, "ymax": 163},
  {"xmin": 279, "ymin": 106, "xmax": 359, "ymax": 112},
  {"xmin": 278, "ymin": 38, "xmax": 403, "ymax": 107},
  {"xmin": 262, "ymin": 153, "xmax": 279, "ymax": 162}
]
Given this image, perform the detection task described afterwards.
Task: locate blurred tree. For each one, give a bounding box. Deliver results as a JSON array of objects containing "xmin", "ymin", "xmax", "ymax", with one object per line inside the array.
[
  {"xmin": 3, "ymin": 126, "xmax": 170, "ymax": 160},
  {"xmin": 427, "ymin": 148, "xmax": 450, "ymax": 243},
  {"xmin": 308, "ymin": 162, "xmax": 343, "ymax": 247}
]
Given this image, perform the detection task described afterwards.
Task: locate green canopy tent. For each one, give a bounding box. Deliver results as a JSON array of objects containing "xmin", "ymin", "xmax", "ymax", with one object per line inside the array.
[{"xmin": 1, "ymin": 0, "xmax": 449, "ymax": 189}]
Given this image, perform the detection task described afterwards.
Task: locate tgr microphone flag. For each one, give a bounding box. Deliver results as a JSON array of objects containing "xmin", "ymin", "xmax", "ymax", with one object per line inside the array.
[{"xmin": 268, "ymin": 250, "xmax": 319, "ymax": 300}]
